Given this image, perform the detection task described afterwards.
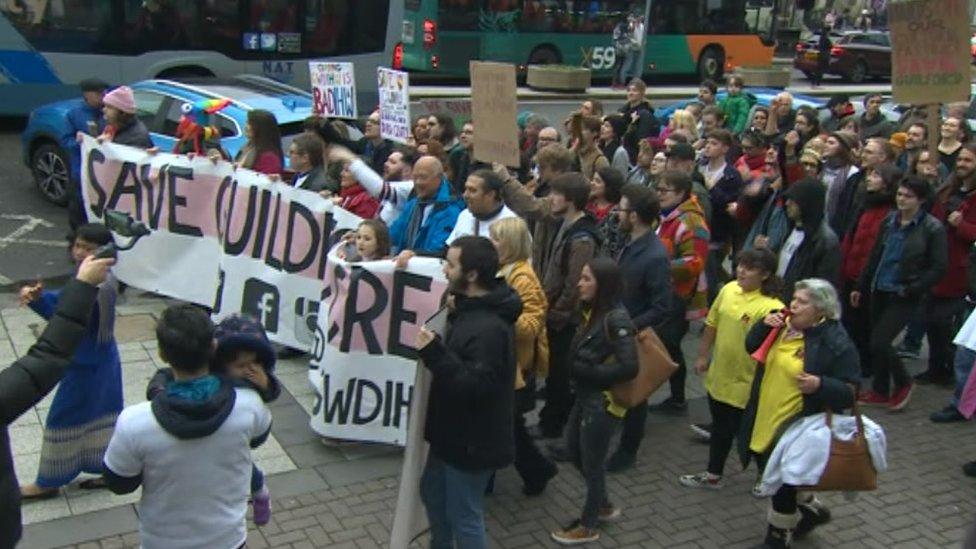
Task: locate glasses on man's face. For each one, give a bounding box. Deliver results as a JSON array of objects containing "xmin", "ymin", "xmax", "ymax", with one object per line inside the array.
[
  {"xmin": 657, "ymin": 187, "xmax": 676, "ymax": 195},
  {"xmin": 801, "ymin": 162, "xmax": 818, "ymax": 169},
  {"xmin": 538, "ymin": 136, "xmax": 556, "ymax": 142}
]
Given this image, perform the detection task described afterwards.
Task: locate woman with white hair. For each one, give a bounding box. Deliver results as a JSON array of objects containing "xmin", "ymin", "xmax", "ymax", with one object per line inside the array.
[{"xmin": 737, "ymin": 278, "xmax": 861, "ymax": 549}]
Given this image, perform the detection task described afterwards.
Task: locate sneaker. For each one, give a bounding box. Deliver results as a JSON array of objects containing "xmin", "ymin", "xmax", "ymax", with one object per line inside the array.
[
  {"xmin": 251, "ymin": 485, "xmax": 271, "ymax": 526},
  {"xmin": 605, "ymin": 450, "xmax": 636, "ymax": 473},
  {"xmin": 931, "ymin": 405, "xmax": 967, "ymax": 423},
  {"xmin": 963, "ymin": 461, "xmax": 976, "ymax": 477},
  {"xmin": 888, "ymin": 383, "xmax": 914, "ymax": 411},
  {"xmin": 690, "ymin": 423, "xmax": 712, "ymax": 442},
  {"xmin": 678, "ymin": 472, "xmax": 723, "ymax": 490},
  {"xmin": 551, "ymin": 521, "xmax": 599, "ymax": 545},
  {"xmin": 598, "ymin": 504, "xmax": 622, "ymax": 523},
  {"xmin": 647, "ymin": 397, "xmax": 687, "ymax": 414},
  {"xmin": 857, "ymin": 390, "xmax": 889, "ymax": 405},
  {"xmin": 751, "ymin": 479, "xmax": 765, "ymax": 499}
]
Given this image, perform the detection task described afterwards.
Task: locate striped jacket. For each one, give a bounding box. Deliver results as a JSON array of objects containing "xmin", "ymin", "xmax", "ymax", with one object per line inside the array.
[{"xmin": 658, "ymin": 195, "xmax": 711, "ymax": 320}]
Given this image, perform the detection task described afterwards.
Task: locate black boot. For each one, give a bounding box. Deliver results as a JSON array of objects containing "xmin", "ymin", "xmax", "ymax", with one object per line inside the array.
[
  {"xmin": 794, "ymin": 494, "xmax": 831, "ymax": 539},
  {"xmin": 761, "ymin": 510, "xmax": 798, "ymax": 548}
]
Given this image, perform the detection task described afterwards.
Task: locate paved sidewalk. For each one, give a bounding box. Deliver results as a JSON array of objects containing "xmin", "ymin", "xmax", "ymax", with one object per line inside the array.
[{"xmin": 4, "ymin": 291, "xmax": 975, "ymax": 548}]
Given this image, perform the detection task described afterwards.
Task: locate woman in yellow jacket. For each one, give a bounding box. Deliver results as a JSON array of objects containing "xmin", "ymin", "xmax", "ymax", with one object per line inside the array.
[{"xmin": 490, "ymin": 217, "xmax": 558, "ymax": 496}]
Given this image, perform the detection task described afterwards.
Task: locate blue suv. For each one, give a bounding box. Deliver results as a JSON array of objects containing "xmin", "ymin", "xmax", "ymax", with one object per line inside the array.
[{"xmin": 22, "ymin": 75, "xmax": 323, "ymax": 205}]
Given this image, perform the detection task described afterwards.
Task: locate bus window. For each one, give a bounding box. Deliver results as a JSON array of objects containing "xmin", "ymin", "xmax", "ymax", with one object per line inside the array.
[
  {"xmin": 440, "ymin": 0, "xmax": 483, "ymax": 31},
  {"xmin": 652, "ymin": 0, "xmax": 748, "ymax": 35},
  {"xmin": 1, "ymin": 0, "xmax": 117, "ymax": 53},
  {"xmin": 519, "ymin": 0, "xmax": 638, "ymax": 34},
  {"xmin": 304, "ymin": 0, "xmax": 390, "ymax": 56}
]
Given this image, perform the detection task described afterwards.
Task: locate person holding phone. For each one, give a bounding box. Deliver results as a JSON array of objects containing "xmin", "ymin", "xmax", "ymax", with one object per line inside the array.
[
  {"xmin": 18, "ymin": 224, "xmax": 123, "ymax": 500},
  {"xmin": 415, "ymin": 236, "xmax": 520, "ymax": 549}
]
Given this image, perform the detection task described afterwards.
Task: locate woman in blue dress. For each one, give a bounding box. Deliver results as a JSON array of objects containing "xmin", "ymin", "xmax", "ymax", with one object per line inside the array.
[{"xmin": 19, "ymin": 223, "xmax": 122, "ymax": 499}]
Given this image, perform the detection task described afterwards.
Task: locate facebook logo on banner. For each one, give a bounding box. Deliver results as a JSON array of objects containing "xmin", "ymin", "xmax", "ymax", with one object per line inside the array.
[
  {"xmin": 242, "ymin": 279, "xmax": 280, "ymax": 333},
  {"xmin": 243, "ymin": 33, "xmax": 259, "ymax": 51}
]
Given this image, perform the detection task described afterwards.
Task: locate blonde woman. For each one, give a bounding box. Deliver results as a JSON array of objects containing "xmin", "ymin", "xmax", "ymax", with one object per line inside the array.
[
  {"xmin": 671, "ymin": 108, "xmax": 699, "ymax": 143},
  {"xmin": 489, "ymin": 217, "xmax": 557, "ymax": 496}
]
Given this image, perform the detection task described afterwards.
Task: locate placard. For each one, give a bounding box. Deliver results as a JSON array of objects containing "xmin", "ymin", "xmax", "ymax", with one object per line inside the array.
[
  {"xmin": 890, "ymin": 0, "xmax": 972, "ymax": 104},
  {"xmin": 378, "ymin": 67, "xmax": 412, "ymax": 144},
  {"xmin": 310, "ymin": 62, "xmax": 357, "ymax": 119},
  {"xmin": 470, "ymin": 61, "xmax": 520, "ymax": 166}
]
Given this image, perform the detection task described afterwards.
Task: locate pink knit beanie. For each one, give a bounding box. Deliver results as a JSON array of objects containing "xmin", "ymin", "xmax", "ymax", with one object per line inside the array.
[{"xmin": 103, "ymin": 86, "xmax": 137, "ymax": 115}]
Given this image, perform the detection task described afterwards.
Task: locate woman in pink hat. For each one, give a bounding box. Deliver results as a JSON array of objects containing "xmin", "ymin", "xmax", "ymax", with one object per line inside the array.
[{"xmin": 100, "ymin": 86, "xmax": 153, "ymax": 149}]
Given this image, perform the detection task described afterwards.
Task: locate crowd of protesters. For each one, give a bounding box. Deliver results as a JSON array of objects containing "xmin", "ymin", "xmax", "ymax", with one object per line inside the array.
[{"xmin": 8, "ymin": 70, "xmax": 976, "ymax": 549}]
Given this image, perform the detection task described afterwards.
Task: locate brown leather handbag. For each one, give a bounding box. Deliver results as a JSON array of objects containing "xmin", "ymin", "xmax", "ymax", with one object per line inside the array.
[
  {"xmin": 800, "ymin": 405, "xmax": 877, "ymax": 492},
  {"xmin": 610, "ymin": 327, "xmax": 678, "ymax": 409}
]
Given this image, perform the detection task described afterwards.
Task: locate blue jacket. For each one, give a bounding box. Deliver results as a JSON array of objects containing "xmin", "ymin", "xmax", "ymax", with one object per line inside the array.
[
  {"xmin": 65, "ymin": 103, "xmax": 105, "ymax": 181},
  {"xmin": 389, "ymin": 178, "xmax": 464, "ymax": 255}
]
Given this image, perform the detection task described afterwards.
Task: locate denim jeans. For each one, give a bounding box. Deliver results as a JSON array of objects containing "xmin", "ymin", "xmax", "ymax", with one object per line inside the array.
[
  {"xmin": 620, "ymin": 51, "xmax": 642, "ymax": 82},
  {"xmin": 565, "ymin": 391, "xmax": 620, "ymax": 528},
  {"xmin": 951, "ymin": 346, "xmax": 976, "ymax": 407},
  {"xmin": 420, "ymin": 453, "xmax": 493, "ymax": 549}
]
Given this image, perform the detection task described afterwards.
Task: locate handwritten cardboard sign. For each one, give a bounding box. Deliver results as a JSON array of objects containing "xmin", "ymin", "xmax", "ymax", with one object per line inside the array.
[
  {"xmin": 470, "ymin": 61, "xmax": 520, "ymax": 166},
  {"xmin": 309, "ymin": 62, "xmax": 357, "ymax": 119},
  {"xmin": 890, "ymin": 0, "xmax": 971, "ymax": 104}
]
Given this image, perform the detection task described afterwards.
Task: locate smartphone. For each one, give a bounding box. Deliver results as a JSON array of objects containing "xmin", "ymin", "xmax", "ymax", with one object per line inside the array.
[{"xmin": 424, "ymin": 306, "xmax": 449, "ymax": 339}]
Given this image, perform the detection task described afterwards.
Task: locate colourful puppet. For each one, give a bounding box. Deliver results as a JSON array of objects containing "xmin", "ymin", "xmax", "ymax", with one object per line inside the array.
[{"xmin": 173, "ymin": 98, "xmax": 231, "ymax": 156}]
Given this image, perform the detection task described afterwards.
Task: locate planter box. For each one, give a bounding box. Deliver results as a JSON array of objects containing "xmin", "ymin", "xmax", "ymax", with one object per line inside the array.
[
  {"xmin": 526, "ymin": 65, "xmax": 591, "ymax": 92},
  {"xmin": 734, "ymin": 66, "xmax": 792, "ymax": 89}
]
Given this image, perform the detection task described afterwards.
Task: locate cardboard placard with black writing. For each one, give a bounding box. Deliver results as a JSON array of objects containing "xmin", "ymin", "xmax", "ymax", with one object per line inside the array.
[
  {"xmin": 470, "ymin": 61, "xmax": 520, "ymax": 166},
  {"xmin": 890, "ymin": 0, "xmax": 972, "ymax": 105}
]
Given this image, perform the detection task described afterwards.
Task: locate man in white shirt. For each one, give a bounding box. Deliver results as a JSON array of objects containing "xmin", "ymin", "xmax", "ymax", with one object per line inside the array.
[
  {"xmin": 330, "ymin": 145, "xmax": 416, "ymax": 225},
  {"xmin": 447, "ymin": 169, "xmax": 518, "ymax": 245},
  {"xmin": 103, "ymin": 305, "xmax": 272, "ymax": 549}
]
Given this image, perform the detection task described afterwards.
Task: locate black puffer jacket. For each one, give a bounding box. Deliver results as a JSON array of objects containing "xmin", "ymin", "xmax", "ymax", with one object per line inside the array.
[
  {"xmin": 1, "ymin": 279, "xmax": 98, "ymax": 549},
  {"xmin": 738, "ymin": 317, "xmax": 860, "ymax": 466},
  {"xmin": 570, "ymin": 306, "xmax": 639, "ymax": 395},
  {"xmin": 418, "ymin": 283, "xmax": 521, "ymax": 471}
]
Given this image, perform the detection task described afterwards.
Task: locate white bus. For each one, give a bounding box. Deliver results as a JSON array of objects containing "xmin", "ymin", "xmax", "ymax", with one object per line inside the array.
[{"xmin": 0, "ymin": 0, "xmax": 401, "ymax": 115}]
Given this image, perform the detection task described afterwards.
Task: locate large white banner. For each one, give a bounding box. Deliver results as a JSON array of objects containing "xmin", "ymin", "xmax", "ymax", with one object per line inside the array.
[
  {"xmin": 80, "ymin": 136, "xmax": 361, "ymax": 349},
  {"xmin": 309, "ymin": 252, "xmax": 446, "ymax": 444}
]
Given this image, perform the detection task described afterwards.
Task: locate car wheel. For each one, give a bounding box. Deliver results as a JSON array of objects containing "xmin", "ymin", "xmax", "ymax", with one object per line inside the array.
[
  {"xmin": 31, "ymin": 143, "xmax": 70, "ymax": 206},
  {"xmin": 847, "ymin": 60, "xmax": 867, "ymax": 83}
]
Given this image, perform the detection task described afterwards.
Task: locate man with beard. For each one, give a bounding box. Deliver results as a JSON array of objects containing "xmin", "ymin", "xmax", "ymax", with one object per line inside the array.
[
  {"xmin": 329, "ymin": 145, "xmax": 417, "ymax": 225},
  {"xmin": 923, "ymin": 144, "xmax": 976, "ymax": 387},
  {"xmin": 447, "ymin": 170, "xmax": 518, "ymax": 244},
  {"xmin": 415, "ymin": 236, "xmax": 520, "ymax": 549}
]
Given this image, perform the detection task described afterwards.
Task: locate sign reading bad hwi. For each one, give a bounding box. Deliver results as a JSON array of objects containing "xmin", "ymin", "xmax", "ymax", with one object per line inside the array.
[
  {"xmin": 310, "ymin": 62, "xmax": 357, "ymax": 119},
  {"xmin": 309, "ymin": 252, "xmax": 446, "ymax": 444},
  {"xmin": 890, "ymin": 0, "xmax": 971, "ymax": 105},
  {"xmin": 378, "ymin": 67, "xmax": 411, "ymax": 144},
  {"xmin": 80, "ymin": 136, "xmax": 361, "ymax": 350},
  {"xmin": 470, "ymin": 61, "xmax": 519, "ymax": 166}
]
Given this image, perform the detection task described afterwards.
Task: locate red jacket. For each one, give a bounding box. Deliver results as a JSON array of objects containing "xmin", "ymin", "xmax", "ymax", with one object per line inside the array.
[
  {"xmin": 931, "ymin": 188, "xmax": 976, "ymax": 297},
  {"xmin": 840, "ymin": 204, "xmax": 892, "ymax": 283},
  {"xmin": 339, "ymin": 183, "xmax": 380, "ymax": 219}
]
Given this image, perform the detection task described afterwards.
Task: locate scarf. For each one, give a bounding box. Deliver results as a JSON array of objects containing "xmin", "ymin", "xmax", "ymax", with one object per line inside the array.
[
  {"xmin": 166, "ymin": 375, "xmax": 220, "ymax": 401},
  {"xmin": 405, "ymin": 197, "xmax": 433, "ymax": 247},
  {"xmin": 742, "ymin": 153, "xmax": 766, "ymax": 172}
]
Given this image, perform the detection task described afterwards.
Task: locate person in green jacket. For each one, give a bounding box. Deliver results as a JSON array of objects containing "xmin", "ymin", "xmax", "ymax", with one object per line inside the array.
[{"xmin": 720, "ymin": 75, "xmax": 755, "ymax": 135}]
